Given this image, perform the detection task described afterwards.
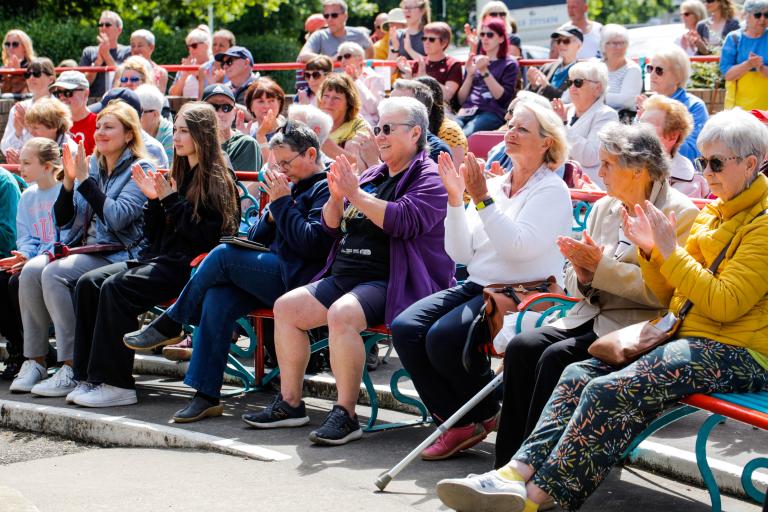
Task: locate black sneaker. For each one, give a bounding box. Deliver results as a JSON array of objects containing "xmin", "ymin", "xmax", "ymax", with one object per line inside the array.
[
  {"xmin": 1, "ymin": 356, "xmax": 23, "ymax": 381},
  {"xmin": 242, "ymin": 394, "xmax": 310, "ymax": 428},
  {"xmin": 366, "ymin": 343, "xmax": 379, "ymax": 372},
  {"xmin": 308, "ymin": 405, "xmax": 362, "ymax": 446}
]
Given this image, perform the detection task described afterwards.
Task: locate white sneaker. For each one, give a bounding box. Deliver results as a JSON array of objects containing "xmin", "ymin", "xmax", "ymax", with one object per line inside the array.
[
  {"xmin": 9, "ymin": 360, "xmax": 47, "ymax": 393},
  {"xmin": 66, "ymin": 381, "xmax": 95, "ymax": 404},
  {"xmin": 72, "ymin": 383, "xmax": 137, "ymax": 408},
  {"xmin": 437, "ymin": 470, "xmax": 527, "ymax": 512},
  {"xmin": 31, "ymin": 364, "xmax": 77, "ymax": 397}
]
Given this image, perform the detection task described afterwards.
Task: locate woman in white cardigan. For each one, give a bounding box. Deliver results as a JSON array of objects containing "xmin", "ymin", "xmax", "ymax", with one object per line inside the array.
[{"xmin": 391, "ymin": 100, "xmax": 572, "ymax": 462}]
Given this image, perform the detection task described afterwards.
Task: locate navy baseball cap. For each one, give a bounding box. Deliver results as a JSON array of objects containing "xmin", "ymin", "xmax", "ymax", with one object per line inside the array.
[
  {"xmin": 89, "ymin": 88, "xmax": 143, "ymax": 116},
  {"xmin": 202, "ymin": 83, "xmax": 236, "ymax": 103},
  {"xmin": 214, "ymin": 46, "xmax": 253, "ymax": 64}
]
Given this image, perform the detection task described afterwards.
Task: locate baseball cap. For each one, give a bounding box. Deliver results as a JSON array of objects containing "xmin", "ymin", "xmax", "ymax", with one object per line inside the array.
[
  {"xmin": 89, "ymin": 88, "xmax": 142, "ymax": 116},
  {"xmin": 214, "ymin": 46, "xmax": 253, "ymax": 64},
  {"xmin": 50, "ymin": 70, "xmax": 89, "ymax": 91},
  {"xmin": 551, "ymin": 25, "xmax": 584, "ymax": 42},
  {"xmin": 202, "ymin": 83, "xmax": 236, "ymax": 103}
]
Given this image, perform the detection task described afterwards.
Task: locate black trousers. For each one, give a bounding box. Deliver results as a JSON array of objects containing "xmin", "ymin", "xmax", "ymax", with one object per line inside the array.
[
  {"xmin": 0, "ymin": 271, "xmax": 22, "ymax": 359},
  {"xmin": 73, "ymin": 261, "xmax": 189, "ymax": 389},
  {"xmin": 763, "ymin": 490, "xmax": 767, "ymax": 512},
  {"xmin": 494, "ymin": 320, "xmax": 597, "ymax": 468},
  {"xmin": 391, "ymin": 281, "xmax": 499, "ymax": 427}
]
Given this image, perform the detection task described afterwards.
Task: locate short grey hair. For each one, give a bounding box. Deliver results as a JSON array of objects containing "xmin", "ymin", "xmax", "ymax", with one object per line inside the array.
[
  {"xmin": 600, "ymin": 24, "xmax": 629, "ymax": 54},
  {"xmin": 323, "ymin": 0, "xmax": 348, "ymax": 13},
  {"xmin": 378, "ymin": 97, "xmax": 429, "ymax": 151},
  {"xmin": 744, "ymin": 0, "xmax": 768, "ymax": 14},
  {"xmin": 269, "ymin": 122, "xmax": 322, "ymax": 164},
  {"xmin": 651, "ymin": 46, "xmax": 691, "ymax": 89},
  {"xmin": 135, "ymin": 84, "xmax": 164, "ymax": 112},
  {"xmin": 288, "ymin": 104, "xmax": 334, "ymax": 144},
  {"xmin": 131, "ymin": 29, "xmax": 155, "ymax": 47},
  {"xmin": 697, "ymin": 109, "xmax": 768, "ymax": 175},
  {"xmin": 569, "ymin": 60, "xmax": 609, "ymax": 97},
  {"xmin": 100, "ymin": 10, "xmax": 123, "ymax": 29},
  {"xmin": 393, "ymin": 79, "xmax": 434, "ymax": 112},
  {"xmin": 680, "ymin": 0, "xmax": 707, "ymax": 22},
  {"xmin": 598, "ymin": 122, "xmax": 669, "ymax": 181},
  {"xmin": 337, "ymin": 41, "xmax": 365, "ymax": 58}
]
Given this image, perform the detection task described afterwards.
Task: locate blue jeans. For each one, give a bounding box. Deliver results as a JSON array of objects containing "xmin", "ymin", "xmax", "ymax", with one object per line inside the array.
[
  {"xmin": 165, "ymin": 243, "xmax": 285, "ymax": 398},
  {"xmin": 456, "ymin": 110, "xmax": 505, "ymax": 137}
]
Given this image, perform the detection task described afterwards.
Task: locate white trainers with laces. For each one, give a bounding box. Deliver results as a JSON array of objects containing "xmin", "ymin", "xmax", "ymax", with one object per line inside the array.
[
  {"xmin": 72, "ymin": 383, "xmax": 137, "ymax": 408},
  {"xmin": 66, "ymin": 381, "xmax": 95, "ymax": 404},
  {"xmin": 31, "ymin": 364, "xmax": 77, "ymax": 397},
  {"xmin": 437, "ymin": 469, "xmax": 528, "ymax": 512},
  {"xmin": 9, "ymin": 360, "xmax": 47, "ymax": 393}
]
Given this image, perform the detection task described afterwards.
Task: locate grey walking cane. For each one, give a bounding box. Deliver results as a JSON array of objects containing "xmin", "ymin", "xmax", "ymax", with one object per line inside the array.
[{"xmin": 375, "ymin": 371, "xmax": 504, "ymax": 491}]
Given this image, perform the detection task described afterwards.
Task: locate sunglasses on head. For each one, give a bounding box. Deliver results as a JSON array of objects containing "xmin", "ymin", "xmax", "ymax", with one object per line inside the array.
[
  {"xmin": 209, "ymin": 103, "xmax": 235, "ymax": 113},
  {"xmin": 479, "ymin": 31, "xmax": 496, "ymax": 38},
  {"xmin": 645, "ymin": 64, "xmax": 665, "ymax": 76},
  {"xmin": 120, "ymin": 76, "xmax": 142, "ymax": 84},
  {"xmin": 323, "ymin": 12, "xmax": 342, "ymax": 19},
  {"xmin": 694, "ymin": 155, "xmax": 741, "ymax": 173},
  {"xmin": 24, "ymin": 69, "xmax": 50, "ymax": 79},
  {"xmin": 337, "ymin": 53, "xmax": 354, "ymax": 61},
  {"xmin": 488, "ymin": 11, "xmax": 507, "ymax": 17},
  {"xmin": 51, "ymin": 89, "xmax": 79, "ymax": 99},
  {"xmin": 305, "ymin": 70, "xmax": 326, "ymax": 80},
  {"xmin": 373, "ymin": 122, "xmax": 412, "ymax": 136},
  {"xmin": 422, "ymin": 36, "xmax": 440, "ymax": 42},
  {"xmin": 753, "ymin": 11, "xmax": 768, "ymax": 18},
  {"xmin": 3, "ymin": 41, "xmax": 20, "ymax": 48},
  {"xmin": 97, "ymin": 22, "xmax": 113, "ymax": 28}
]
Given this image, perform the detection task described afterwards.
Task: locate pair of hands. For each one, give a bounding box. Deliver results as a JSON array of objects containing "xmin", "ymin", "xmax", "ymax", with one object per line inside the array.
[
  {"xmin": 236, "ymin": 109, "xmax": 278, "ymax": 142},
  {"xmin": 259, "ymin": 165, "xmax": 292, "ymax": 202},
  {"xmin": 681, "ymin": 30, "xmax": 703, "ymax": 50},
  {"xmin": 62, "ymin": 142, "xmax": 90, "ymax": 189},
  {"xmin": 327, "ymin": 155, "xmax": 360, "ymax": 204},
  {"xmin": 464, "ymin": 54, "xmax": 490, "ymax": 76},
  {"xmin": 345, "ymin": 126, "xmax": 380, "ymax": 170},
  {"xmin": 13, "ymin": 103, "xmax": 27, "ymax": 138},
  {"xmin": 437, "ymin": 151, "xmax": 489, "ymax": 207},
  {"xmin": 747, "ymin": 52, "xmax": 764, "ymax": 69},
  {"xmin": 0, "ymin": 251, "xmax": 27, "ymax": 274},
  {"xmin": 131, "ymin": 165, "xmax": 176, "ymax": 200},
  {"xmin": 557, "ymin": 232, "xmax": 603, "ymax": 284},
  {"xmin": 622, "ymin": 201, "xmax": 678, "ymax": 259},
  {"xmin": 527, "ymin": 67, "xmax": 549, "ymax": 89},
  {"xmin": 551, "ymin": 98, "xmax": 568, "ymax": 122},
  {"xmin": 395, "ymin": 55, "xmax": 427, "ymax": 78}
]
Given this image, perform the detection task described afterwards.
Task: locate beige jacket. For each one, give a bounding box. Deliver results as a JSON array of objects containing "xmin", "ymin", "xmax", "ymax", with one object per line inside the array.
[{"xmin": 552, "ymin": 180, "xmax": 699, "ymax": 336}]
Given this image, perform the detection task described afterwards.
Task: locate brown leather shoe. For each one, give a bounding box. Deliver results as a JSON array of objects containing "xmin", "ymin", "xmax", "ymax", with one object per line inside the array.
[{"xmin": 163, "ymin": 335, "xmax": 193, "ymax": 362}]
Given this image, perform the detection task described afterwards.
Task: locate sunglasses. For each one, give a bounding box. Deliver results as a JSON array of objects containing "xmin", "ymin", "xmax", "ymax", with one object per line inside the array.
[
  {"xmin": 605, "ymin": 40, "xmax": 627, "ymax": 47},
  {"xmin": 422, "ymin": 36, "xmax": 440, "ymax": 42},
  {"xmin": 51, "ymin": 89, "xmax": 79, "ymax": 99},
  {"xmin": 753, "ymin": 11, "xmax": 768, "ymax": 18},
  {"xmin": 681, "ymin": 12, "xmax": 693, "ymax": 16},
  {"xmin": 694, "ymin": 155, "xmax": 741, "ymax": 173},
  {"xmin": 220, "ymin": 57, "xmax": 239, "ymax": 67},
  {"xmin": 705, "ymin": 0, "xmax": 717, "ymax": 3},
  {"xmin": 97, "ymin": 22, "xmax": 113, "ymax": 28},
  {"xmin": 336, "ymin": 53, "xmax": 354, "ymax": 61},
  {"xmin": 479, "ymin": 31, "xmax": 496, "ymax": 38},
  {"xmin": 373, "ymin": 122, "xmax": 413, "ymax": 136},
  {"xmin": 120, "ymin": 76, "xmax": 142, "ymax": 84},
  {"xmin": 187, "ymin": 42, "xmax": 202, "ymax": 50},
  {"xmin": 645, "ymin": 64, "xmax": 665, "ymax": 76},
  {"xmin": 209, "ymin": 103, "xmax": 235, "ymax": 113},
  {"xmin": 488, "ymin": 12, "xmax": 507, "ymax": 17},
  {"xmin": 323, "ymin": 12, "xmax": 342, "ymax": 19},
  {"xmin": 24, "ymin": 69, "xmax": 51, "ymax": 79},
  {"xmin": 564, "ymin": 78, "xmax": 596, "ymax": 88},
  {"xmin": 3, "ymin": 41, "xmax": 20, "ymax": 48},
  {"xmin": 555, "ymin": 38, "xmax": 572, "ymax": 45},
  {"xmin": 305, "ymin": 70, "xmax": 326, "ymax": 80}
]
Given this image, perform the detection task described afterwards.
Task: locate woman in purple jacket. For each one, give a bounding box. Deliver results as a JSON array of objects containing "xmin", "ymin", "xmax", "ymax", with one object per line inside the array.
[{"xmin": 242, "ymin": 97, "xmax": 454, "ymax": 446}]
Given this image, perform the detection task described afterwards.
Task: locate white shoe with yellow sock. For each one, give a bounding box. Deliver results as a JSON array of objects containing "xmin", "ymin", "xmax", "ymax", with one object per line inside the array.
[{"xmin": 437, "ymin": 466, "xmax": 540, "ymax": 512}]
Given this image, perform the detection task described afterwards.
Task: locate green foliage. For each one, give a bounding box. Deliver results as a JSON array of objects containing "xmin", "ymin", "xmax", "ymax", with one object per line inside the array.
[
  {"xmin": 690, "ymin": 62, "xmax": 723, "ymax": 89},
  {"xmin": 588, "ymin": 0, "xmax": 675, "ymax": 25}
]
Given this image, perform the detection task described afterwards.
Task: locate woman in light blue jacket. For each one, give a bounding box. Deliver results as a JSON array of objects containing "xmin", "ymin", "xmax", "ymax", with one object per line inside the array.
[{"xmin": 11, "ymin": 101, "xmax": 152, "ymax": 396}]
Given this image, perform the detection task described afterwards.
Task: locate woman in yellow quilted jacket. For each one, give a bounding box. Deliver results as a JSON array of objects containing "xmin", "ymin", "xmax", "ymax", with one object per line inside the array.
[{"xmin": 434, "ymin": 108, "xmax": 768, "ymax": 512}]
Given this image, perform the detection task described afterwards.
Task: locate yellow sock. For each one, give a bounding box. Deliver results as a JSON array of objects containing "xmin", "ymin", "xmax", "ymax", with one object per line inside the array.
[
  {"xmin": 496, "ymin": 466, "xmax": 525, "ymax": 482},
  {"xmin": 522, "ymin": 499, "xmax": 539, "ymax": 512}
]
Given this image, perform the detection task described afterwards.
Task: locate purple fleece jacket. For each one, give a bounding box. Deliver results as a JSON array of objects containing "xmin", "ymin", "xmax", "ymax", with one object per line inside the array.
[{"xmin": 318, "ymin": 150, "xmax": 455, "ymax": 325}]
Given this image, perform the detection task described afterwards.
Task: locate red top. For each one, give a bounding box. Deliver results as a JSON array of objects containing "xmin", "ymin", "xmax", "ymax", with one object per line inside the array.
[{"xmin": 70, "ymin": 112, "xmax": 97, "ymax": 155}]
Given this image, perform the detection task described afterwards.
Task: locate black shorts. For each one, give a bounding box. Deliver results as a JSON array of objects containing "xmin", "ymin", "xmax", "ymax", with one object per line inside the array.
[{"xmin": 305, "ymin": 275, "xmax": 387, "ymax": 327}]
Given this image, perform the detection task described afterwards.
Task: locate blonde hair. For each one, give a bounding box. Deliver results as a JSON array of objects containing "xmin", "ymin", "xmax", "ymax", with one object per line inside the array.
[
  {"xmin": 642, "ymin": 94, "xmax": 694, "ymax": 156},
  {"xmin": 680, "ymin": 0, "xmax": 708, "ymax": 23},
  {"xmin": 22, "ymin": 137, "xmax": 63, "ymax": 180},
  {"xmin": 400, "ymin": 0, "xmax": 431, "ymax": 27},
  {"xmin": 114, "ymin": 55, "xmax": 156, "ymax": 87},
  {"xmin": 2, "ymin": 29, "xmax": 35, "ymax": 67},
  {"xmin": 25, "ymin": 97, "xmax": 72, "ymax": 138},
  {"xmin": 94, "ymin": 101, "xmax": 148, "ymax": 169},
  {"xmin": 479, "ymin": 1, "xmax": 516, "ymax": 33},
  {"xmin": 514, "ymin": 101, "xmax": 568, "ymax": 170}
]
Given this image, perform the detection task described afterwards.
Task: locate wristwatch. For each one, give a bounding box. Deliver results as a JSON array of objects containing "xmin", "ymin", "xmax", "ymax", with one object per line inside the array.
[
  {"xmin": 481, "ymin": 71, "xmax": 490, "ymax": 79},
  {"xmin": 475, "ymin": 196, "xmax": 495, "ymax": 210}
]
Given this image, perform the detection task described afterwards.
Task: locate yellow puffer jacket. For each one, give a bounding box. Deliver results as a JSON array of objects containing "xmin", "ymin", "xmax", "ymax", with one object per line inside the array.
[{"xmin": 639, "ymin": 174, "xmax": 768, "ymax": 357}]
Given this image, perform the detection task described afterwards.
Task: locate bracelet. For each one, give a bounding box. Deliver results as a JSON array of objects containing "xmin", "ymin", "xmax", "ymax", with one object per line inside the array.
[
  {"xmin": 481, "ymin": 71, "xmax": 490, "ymax": 79},
  {"xmin": 475, "ymin": 196, "xmax": 494, "ymax": 211}
]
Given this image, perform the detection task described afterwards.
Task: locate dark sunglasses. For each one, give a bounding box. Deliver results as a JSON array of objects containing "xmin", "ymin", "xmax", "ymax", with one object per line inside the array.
[
  {"xmin": 209, "ymin": 103, "xmax": 235, "ymax": 113},
  {"xmin": 646, "ymin": 64, "xmax": 665, "ymax": 76},
  {"xmin": 555, "ymin": 38, "xmax": 572, "ymax": 45},
  {"xmin": 120, "ymin": 76, "xmax": 142, "ymax": 84},
  {"xmin": 479, "ymin": 31, "xmax": 496, "ymax": 38},
  {"xmin": 305, "ymin": 70, "xmax": 326, "ymax": 80},
  {"xmin": 51, "ymin": 89, "xmax": 79, "ymax": 99},
  {"xmin": 220, "ymin": 57, "xmax": 239, "ymax": 67},
  {"xmin": 564, "ymin": 78, "xmax": 596, "ymax": 88},
  {"xmin": 336, "ymin": 53, "xmax": 354, "ymax": 61},
  {"xmin": 753, "ymin": 11, "xmax": 768, "ymax": 18},
  {"xmin": 705, "ymin": 0, "xmax": 717, "ymax": 3},
  {"xmin": 3, "ymin": 41, "xmax": 20, "ymax": 48},
  {"xmin": 694, "ymin": 155, "xmax": 741, "ymax": 173},
  {"xmin": 323, "ymin": 12, "xmax": 342, "ymax": 19},
  {"xmin": 422, "ymin": 36, "xmax": 440, "ymax": 42},
  {"xmin": 488, "ymin": 12, "xmax": 507, "ymax": 17},
  {"xmin": 187, "ymin": 42, "xmax": 202, "ymax": 50},
  {"xmin": 24, "ymin": 69, "xmax": 51, "ymax": 79},
  {"xmin": 681, "ymin": 12, "xmax": 693, "ymax": 16},
  {"xmin": 97, "ymin": 22, "xmax": 113, "ymax": 27},
  {"xmin": 373, "ymin": 122, "xmax": 412, "ymax": 136}
]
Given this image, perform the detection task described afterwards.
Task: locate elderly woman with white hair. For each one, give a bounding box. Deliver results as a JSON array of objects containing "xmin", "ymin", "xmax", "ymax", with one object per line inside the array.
[
  {"xmin": 675, "ymin": 0, "xmax": 709, "ymax": 56},
  {"xmin": 553, "ymin": 60, "xmax": 618, "ymax": 188},
  {"xmin": 130, "ymin": 29, "xmax": 168, "ymax": 93},
  {"xmin": 287, "ymin": 103, "xmax": 335, "ymax": 166},
  {"xmin": 436, "ymin": 109, "xmax": 768, "ymax": 512},
  {"xmin": 719, "ymin": 0, "xmax": 768, "ymax": 111},
  {"xmin": 244, "ymin": 97, "xmax": 454, "ymax": 446},
  {"xmin": 638, "ymin": 45, "xmax": 709, "ymax": 161},
  {"xmin": 337, "ymin": 41, "xmax": 386, "ymax": 126},
  {"xmin": 599, "ymin": 24, "xmax": 642, "ymax": 118},
  {"xmin": 135, "ymin": 84, "xmax": 173, "ymax": 162},
  {"xmin": 392, "ymin": 100, "xmax": 572, "ymax": 461},
  {"xmin": 168, "ymin": 26, "xmax": 217, "ymax": 100},
  {"xmin": 112, "ymin": 55, "xmax": 156, "ymax": 91}
]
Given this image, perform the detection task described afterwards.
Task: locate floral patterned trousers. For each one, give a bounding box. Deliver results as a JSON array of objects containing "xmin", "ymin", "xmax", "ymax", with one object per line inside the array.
[{"xmin": 513, "ymin": 337, "xmax": 768, "ymax": 510}]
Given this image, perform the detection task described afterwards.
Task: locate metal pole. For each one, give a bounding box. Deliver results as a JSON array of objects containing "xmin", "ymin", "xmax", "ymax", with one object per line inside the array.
[{"xmin": 208, "ymin": 4, "xmax": 214, "ymax": 33}]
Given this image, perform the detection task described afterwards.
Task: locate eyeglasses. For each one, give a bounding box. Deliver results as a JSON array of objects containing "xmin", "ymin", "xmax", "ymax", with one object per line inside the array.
[
  {"xmin": 605, "ymin": 40, "xmax": 627, "ymax": 47},
  {"xmin": 277, "ymin": 149, "xmax": 307, "ymax": 170},
  {"xmin": 645, "ymin": 64, "xmax": 665, "ymax": 76},
  {"xmin": 209, "ymin": 103, "xmax": 235, "ymax": 113},
  {"xmin": 564, "ymin": 78, "xmax": 597, "ymax": 88},
  {"xmin": 51, "ymin": 89, "xmax": 80, "ymax": 99},
  {"xmin": 753, "ymin": 11, "xmax": 768, "ymax": 18},
  {"xmin": 24, "ymin": 70, "xmax": 51, "ymax": 79},
  {"xmin": 120, "ymin": 76, "xmax": 143, "ymax": 84},
  {"xmin": 555, "ymin": 38, "xmax": 572, "ymax": 45},
  {"xmin": 401, "ymin": 4, "xmax": 423, "ymax": 10},
  {"xmin": 220, "ymin": 57, "xmax": 239, "ymax": 67},
  {"xmin": 97, "ymin": 22, "xmax": 113, "ymax": 28},
  {"xmin": 375, "ymin": 25, "xmax": 382, "ymax": 30},
  {"xmin": 336, "ymin": 53, "xmax": 354, "ymax": 61},
  {"xmin": 694, "ymin": 155, "xmax": 741, "ymax": 173},
  {"xmin": 305, "ymin": 70, "xmax": 327, "ymax": 80},
  {"xmin": 479, "ymin": 31, "xmax": 496, "ymax": 38},
  {"xmin": 187, "ymin": 42, "xmax": 202, "ymax": 50},
  {"xmin": 323, "ymin": 12, "xmax": 342, "ymax": 19},
  {"xmin": 488, "ymin": 12, "xmax": 507, "ymax": 17},
  {"xmin": 3, "ymin": 41, "xmax": 20, "ymax": 48},
  {"xmin": 422, "ymin": 36, "xmax": 440, "ymax": 42},
  {"xmin": 373, "ymin": 122, "xmax": 413, "ymax": 136},
  {"xmin": 141, "ymin": 109, "xmax": 158, "ymax": 115}
]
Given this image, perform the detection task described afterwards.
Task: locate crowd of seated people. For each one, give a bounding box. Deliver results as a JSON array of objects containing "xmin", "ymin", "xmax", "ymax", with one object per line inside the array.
[{"xmin": 0, "ymin": 5, "xmax": 767, "ymax": 511}]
